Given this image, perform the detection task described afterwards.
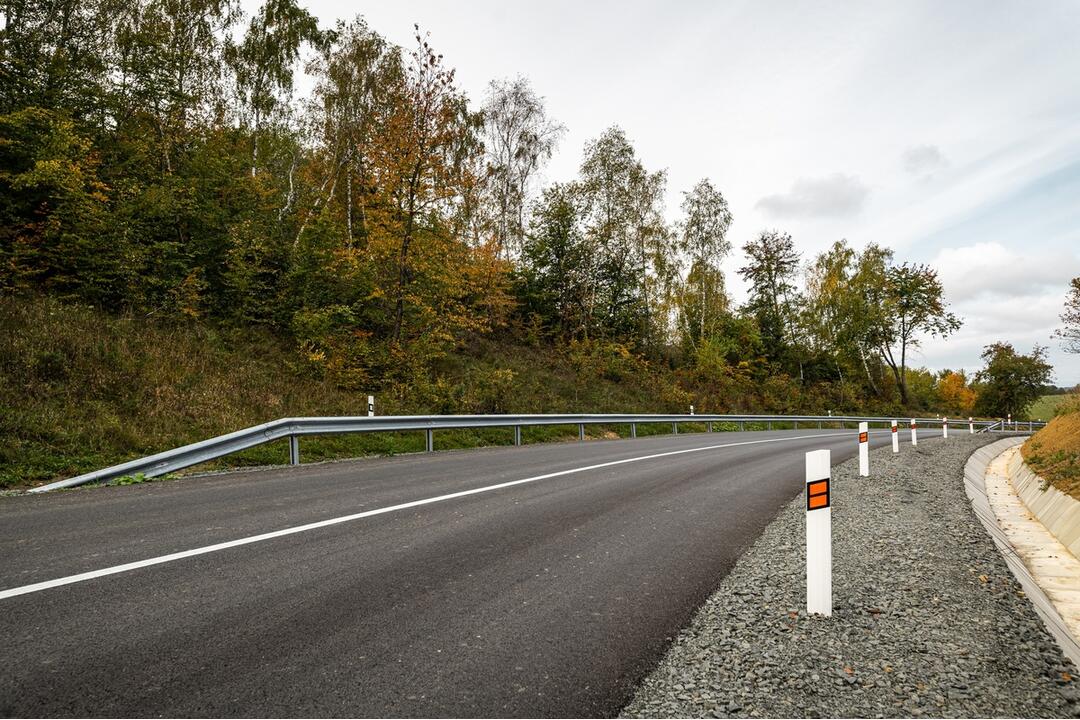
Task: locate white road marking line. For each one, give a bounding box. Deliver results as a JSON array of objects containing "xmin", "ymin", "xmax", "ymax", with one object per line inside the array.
[{"xmin": 2, "ymin": 430, "xmax": 883, "ymax": 601}]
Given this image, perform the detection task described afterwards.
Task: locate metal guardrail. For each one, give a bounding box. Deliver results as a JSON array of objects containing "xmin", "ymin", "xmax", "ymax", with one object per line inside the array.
[{"xmin": 29, "ymin": 413, "xmax": 1045, "ymax": 493}]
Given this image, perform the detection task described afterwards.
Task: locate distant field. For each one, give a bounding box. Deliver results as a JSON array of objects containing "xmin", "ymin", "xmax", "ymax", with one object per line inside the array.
[{"xmin": 1027, "ymin": 394, "xmax": 1069, "ymax": 420}]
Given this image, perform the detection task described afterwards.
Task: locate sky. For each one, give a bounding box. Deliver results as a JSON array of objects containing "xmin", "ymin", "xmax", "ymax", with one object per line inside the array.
[{"xmin": 249, "ymin": 0, "xmax": 1080, "ymax": 385}]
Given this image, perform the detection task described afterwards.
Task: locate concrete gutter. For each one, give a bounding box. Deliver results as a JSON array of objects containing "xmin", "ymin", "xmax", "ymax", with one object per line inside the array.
[
  {"xmin": 964, "ymin": 437, "xmax": 1080, "ymax": 667},
  {"xmin": 1007, "ymin": 448, "xmax": 1080, "ymax": 559}
]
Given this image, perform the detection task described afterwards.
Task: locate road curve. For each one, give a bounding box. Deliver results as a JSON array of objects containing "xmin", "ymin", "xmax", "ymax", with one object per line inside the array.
[{"xmin": 0, "ymin": 428, "xmax": 934, "ymax": 717}]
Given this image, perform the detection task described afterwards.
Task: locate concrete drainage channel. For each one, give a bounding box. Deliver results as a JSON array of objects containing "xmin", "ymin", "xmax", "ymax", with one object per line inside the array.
[{"xmin": 622, "ymin": 435, "xmax": 1079, "ymax": 718}]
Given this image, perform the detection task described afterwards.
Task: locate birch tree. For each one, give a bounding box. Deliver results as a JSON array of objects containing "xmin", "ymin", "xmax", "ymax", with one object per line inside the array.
[
  {"xmin": 677, "ymin": 178, "xmax": 732, "ymax": 347},
  {"xmin": 480, "ymin": 76, "xmax": 563, "ymax": 259}
]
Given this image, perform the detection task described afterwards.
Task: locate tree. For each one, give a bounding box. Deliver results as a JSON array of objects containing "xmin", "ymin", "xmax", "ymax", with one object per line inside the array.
[
  {"xmin": 518, "ymin": 183, "xmax": 590, "ymax": 338},
  {"xmin": 1055, "ymin": 277, "xmax": 1080, "ymax": 354},
  {"xmin": 677, "ymin": 178, "xmax": 732, "ymax": 348},
  {"xmin": 804, "ymin": 241, "xmax": 894, "ymax": 397},
  {"xmin": 936, "ymin": 370, "xmax": 976, "ymax": 417},
  {"xmin": 973, "ymin": 343, "xmax": 1054, "ymax": 418},
  {"xmin": 226, "ymin": 0, "xmax": 324, "ymax": 175},
  {"xmin": 366, "ymin": 27, "xmax": 487, "ymax": 349},
  {"xmin": 480, "ymin": 76, "xmax": 564, "ymax": 259},
  {"xmin": 578, "ymin": 126, "xmax": 673, "ymax": 349},
  {"xmin": 303, "ymin": 18, "xmax": 400, "ymax": 248},
  {"xmin": 738, "ymin": 230, "xmax": 801, "ymax": 371},
  {"xmin": 875, "ymin": 263, "xmax": 961, "ymax": 405}
]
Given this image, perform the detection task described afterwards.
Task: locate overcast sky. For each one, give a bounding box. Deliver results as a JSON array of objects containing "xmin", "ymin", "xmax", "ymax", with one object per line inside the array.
[{"xmin": 256, "ymin": 0, "xmax": 1080, "ymax": 385}]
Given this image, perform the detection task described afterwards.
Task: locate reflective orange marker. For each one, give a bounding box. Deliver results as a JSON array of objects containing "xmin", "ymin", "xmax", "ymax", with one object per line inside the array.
[{"xmin": 807, "ymin": 478, "xmax": 830, "ymax": 510}]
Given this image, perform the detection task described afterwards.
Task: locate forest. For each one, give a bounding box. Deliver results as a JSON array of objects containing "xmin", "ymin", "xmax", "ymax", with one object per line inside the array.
[{"xmin": 0, "ymin": 0, "xmax": 1062, "ymax": 459}]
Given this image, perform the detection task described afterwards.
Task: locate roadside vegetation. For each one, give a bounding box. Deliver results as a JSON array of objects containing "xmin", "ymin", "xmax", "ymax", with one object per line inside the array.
[
  {"xmin": 1022, "ymin": 391, "xmax": 1080, "ymax": 500},
  {"xmin": 0, "ymin": 0, "xmax": 1073, "ymax": 489}
]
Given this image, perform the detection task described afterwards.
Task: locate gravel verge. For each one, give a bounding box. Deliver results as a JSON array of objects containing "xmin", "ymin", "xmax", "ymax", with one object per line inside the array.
[{"xmin": 622, "ymin": 435, "xmax": 1079, "ymax": 718}]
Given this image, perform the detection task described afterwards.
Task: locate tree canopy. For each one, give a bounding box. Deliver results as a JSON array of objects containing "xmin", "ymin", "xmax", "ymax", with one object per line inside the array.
[{"xmin": 0, "ymin": 0, "xmax": 1006, "ymax": 417}]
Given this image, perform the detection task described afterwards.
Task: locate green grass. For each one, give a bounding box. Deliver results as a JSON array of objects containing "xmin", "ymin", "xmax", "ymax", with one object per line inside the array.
[
  {"xmin": 1027, "ymin": 394, "xmax": 1070, "ymax": 421},
  {"xmin": 0, "ymin": 295, "xmax": 696, "ymax": 490}
]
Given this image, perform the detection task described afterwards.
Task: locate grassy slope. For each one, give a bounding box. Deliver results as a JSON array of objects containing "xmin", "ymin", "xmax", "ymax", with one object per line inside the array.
[
  {"xmin": 1022, "ymin": 394, "xmax": 1080, "ymax": 500},
  {"xmin": 0, "ymin": 296, "xmax": 709, "ymax": 490},
  {"xmin": 1027, "ymin": 394, "xmax": 1069, "ymax": 421}
]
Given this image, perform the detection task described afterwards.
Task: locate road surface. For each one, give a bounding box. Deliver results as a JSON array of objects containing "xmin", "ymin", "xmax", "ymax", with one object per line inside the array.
[{"xmin": 0, "ymin": 427, "xmax": 936, "ymax": 717}]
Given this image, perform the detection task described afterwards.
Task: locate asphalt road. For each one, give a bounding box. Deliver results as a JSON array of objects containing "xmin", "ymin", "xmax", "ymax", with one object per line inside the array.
[{"xmin": 0, "ymin": 427, "xmax": 937, "ymax": 717}]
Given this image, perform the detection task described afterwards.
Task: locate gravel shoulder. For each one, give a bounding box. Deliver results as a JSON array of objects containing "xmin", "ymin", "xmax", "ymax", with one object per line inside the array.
[{"xmin": 622, "ymin": 435, "xmax": 1080, "ymax": 718}]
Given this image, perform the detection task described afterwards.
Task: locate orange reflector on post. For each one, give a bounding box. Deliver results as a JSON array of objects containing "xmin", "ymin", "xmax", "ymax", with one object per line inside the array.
[
  {"xmin": 891, "ymin": 425, "xmax": 897, "ymax": 433},
  {"xmin": 806, "ymin": 477, "xmax": 829, "ymax": 510},
  {"xmin": 858, "ymin": 431, "xmax": 868, "ymax": 443}
]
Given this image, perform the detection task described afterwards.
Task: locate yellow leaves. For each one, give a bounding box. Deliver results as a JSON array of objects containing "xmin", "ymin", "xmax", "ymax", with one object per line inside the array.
[{"xmin": 936, "ymin": 370, "xmax": 976, "ymax": 416}]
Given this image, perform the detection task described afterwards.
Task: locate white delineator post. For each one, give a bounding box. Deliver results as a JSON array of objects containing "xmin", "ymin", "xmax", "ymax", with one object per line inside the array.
[
  {"xmin": 969, "ymin": 417, "xmax": 974, "ymax": 434},
  {"xmin": 367, "ymin": 395, "xmax": 375, "ymax": 417},
  {"xmin": 910, "ymin": 418, "xmax": 918, "ymax": 446},
  {"xmin": 806, "ymin": 449, "xmax": 832, "ymax": 617},
  {"xmin": 858, "ymin": 421, "xmax": 869, "ymax": 476},
  {"xmin": 943, "ymin": 417, "xmax": 949, "ymax": 439},
  {"xmin": 891, "ymin": 420, "xmax": 899, "ymax": 453}
]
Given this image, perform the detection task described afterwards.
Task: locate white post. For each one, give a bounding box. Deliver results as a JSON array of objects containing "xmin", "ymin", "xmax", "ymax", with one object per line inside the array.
[
  {"xmin": 910, "ymin": 418, "xmax": 918, "ymax": 446},
  {"xmin": 690, "ymin": 405, "xmax": 694, "ymax": 415},
  {"xmin": 1007, "ymin": 413, "xmax": 1012, "ymax": 431},
  {"xmin": 806, "ymin": 449, "xmax": 832, "ymax": 617},
  {"xmin": 858, "ymin": 421, "xmax": 869, "ymax": 477},
  {"xmin": 367, "ymin": 395, "xmax": 374, "ymax": 417},
  {"xmin": 969, "ymin": 417, "xmax": 974, "ymax": 434},
  {"xmin": 891, "ymin": 419, "xmax": 899, "ymax": 453},
  {"xmin": 943, "ymin": 417, "xmax": 949, "ymax": 439}
]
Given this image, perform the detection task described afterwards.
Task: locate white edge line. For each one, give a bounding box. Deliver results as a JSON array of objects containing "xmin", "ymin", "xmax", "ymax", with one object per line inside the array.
[{"xmin": 2, "ymin": 430, "xmax": 901, "ymax": 601}]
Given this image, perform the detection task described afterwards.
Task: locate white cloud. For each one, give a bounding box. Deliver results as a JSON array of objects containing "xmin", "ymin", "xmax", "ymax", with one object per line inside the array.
[
  {"xmin": 755, "ymin": 174, "xmax": 869, "ymax": 219},
  {"xmin": 930, "ymin": 242, "xmax": 1078, "ymax": 302},
  {"xmin": 902, "ymin": 144, "xmax": 948, "ymax": 175}
]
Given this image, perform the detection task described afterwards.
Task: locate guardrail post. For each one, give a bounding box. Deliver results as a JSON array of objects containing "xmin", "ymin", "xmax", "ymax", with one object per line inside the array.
[
  {"xmin": 708, "ymin": 421, "xmax": 713, "ymax": 433},
  {"xmin": 806, "ymin": 449, "xmax": 832, "ymax": 616},
  {"xmin": 288, "ymin": 436, "xmax": 300, "ymax": 465},
  {"xmin": 672, "ymin": 421, "xmax": 678, "ymax": 435},
  {"xmin": 739, "ymin": 420, "xmax": 745, "ymax": 431},
  {"xmin": 818, "ymin": 420, "xmax": 822, "ymax": 429},
  {"xmin": 794, "ymin": 420, "xmax": 799, "ymax": 430},
  {"xmin": 426, "ymin": 428, "xmax": 434, "ymax": 452},
  {"xmin": 578, "ymin": 423, "xmax": 585, "ymax": 442},
  {"xmin": 514, "ymin": 426, "xmax": 521, "ymax": 446},
  {"xmin": 858, "ymin": 422, "xmax": 869, "ymax": 476},
  {"xmin": 768, "ymin": 420, "xmax": 773, "ymax": 431},
  {"xmin": 630, "ymin": 422, "xmax": 637, "ymax": 438}
]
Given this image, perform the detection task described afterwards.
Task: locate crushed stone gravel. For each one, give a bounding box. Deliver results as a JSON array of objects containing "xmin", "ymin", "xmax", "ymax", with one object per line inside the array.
[{"xmin": 622, "ymin": 434, "xmax": 1080, "ymax": 719}]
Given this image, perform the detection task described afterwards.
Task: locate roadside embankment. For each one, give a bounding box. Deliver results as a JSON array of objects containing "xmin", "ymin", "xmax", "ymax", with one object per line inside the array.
[{"xmin": 622, "ymin": 435, "xmax": 1079, "ymax": 718}]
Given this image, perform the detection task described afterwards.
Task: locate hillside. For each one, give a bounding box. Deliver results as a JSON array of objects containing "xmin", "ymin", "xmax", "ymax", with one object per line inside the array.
[
  {"xmin": 0, "ymin": 295, "xmax": 695, "ymax": 490},
  {"xmin": 1022, "ymin": 394, "xmax": 1080, "ymax": 500}
]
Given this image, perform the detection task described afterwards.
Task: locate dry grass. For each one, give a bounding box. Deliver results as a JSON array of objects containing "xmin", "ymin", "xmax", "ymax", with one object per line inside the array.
[{"xmin": 1022, "ymin": 395, "xmax": 1080, "ymax": 499}]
